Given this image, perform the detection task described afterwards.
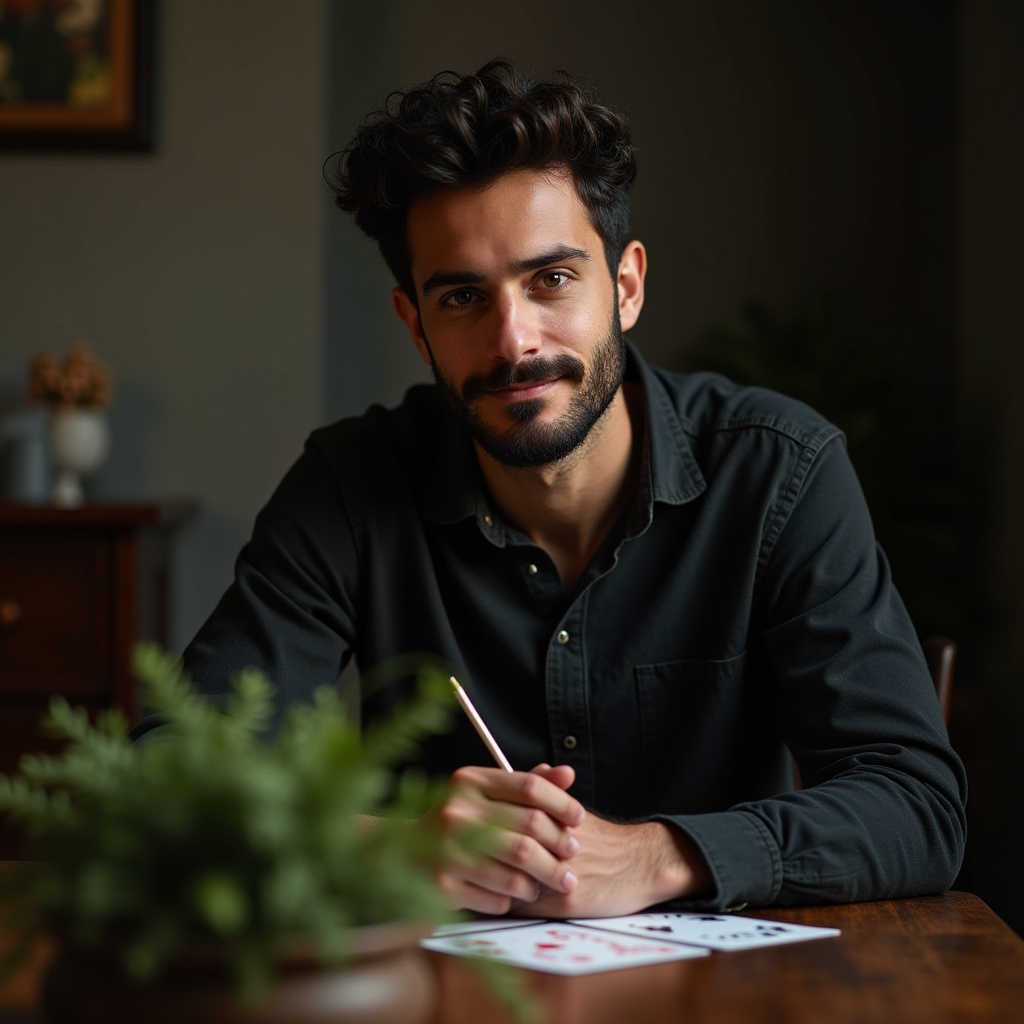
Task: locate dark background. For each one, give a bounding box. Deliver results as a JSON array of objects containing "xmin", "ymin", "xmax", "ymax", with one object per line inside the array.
[{"xmin": 1, "ymin": 1, "xmax": 1021, "ymax": 934}]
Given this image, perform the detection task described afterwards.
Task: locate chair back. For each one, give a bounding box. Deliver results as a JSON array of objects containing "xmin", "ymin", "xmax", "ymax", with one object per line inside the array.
[{"xmin": 922, "ymin": 636, "xmax": 956, "ymax": 724}]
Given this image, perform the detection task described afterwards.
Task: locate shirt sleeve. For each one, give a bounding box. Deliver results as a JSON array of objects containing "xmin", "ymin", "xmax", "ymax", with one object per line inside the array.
[
  {"xmin": 130, "ymin": 442, "xmax": 359, "ymax": 742},
  {"xmin": 655, "ymin": 434, "xmax": 968, "ymax": 909}
]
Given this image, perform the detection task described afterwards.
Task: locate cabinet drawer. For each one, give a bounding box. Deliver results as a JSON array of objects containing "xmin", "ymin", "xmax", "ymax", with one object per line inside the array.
[{"xmin": 0, "ymin": 536, "xmax": 112, "ymax": 698}]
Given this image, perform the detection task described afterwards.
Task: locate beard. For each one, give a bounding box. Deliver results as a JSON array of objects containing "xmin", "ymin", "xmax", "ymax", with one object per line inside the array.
[{"xmin": 427, "ymin": 305, "xmax": 627, "ymax": 469}]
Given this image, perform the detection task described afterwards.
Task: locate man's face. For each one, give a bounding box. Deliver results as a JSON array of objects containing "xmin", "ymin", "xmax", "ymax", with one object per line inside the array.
[{"xmin": 400, "ymin": 169, "xmax": 627, "ymax": 468}]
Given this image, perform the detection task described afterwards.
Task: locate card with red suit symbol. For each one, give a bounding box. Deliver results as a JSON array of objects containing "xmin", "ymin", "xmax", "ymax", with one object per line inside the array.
[{"xmin": 422, "ymin": 922, "xmax": 709, "ymax": 975}]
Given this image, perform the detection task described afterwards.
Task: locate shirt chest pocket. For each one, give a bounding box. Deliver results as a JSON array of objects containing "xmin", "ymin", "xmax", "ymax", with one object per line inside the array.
[{"xmin": 634, "ymin": 651, "xmax": 749, "ymax": 814}]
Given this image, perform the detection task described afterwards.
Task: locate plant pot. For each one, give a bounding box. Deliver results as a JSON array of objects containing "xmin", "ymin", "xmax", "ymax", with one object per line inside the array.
[
  {"xmin": 48, "ymin": 406, "xmax": 109, "ymax": 508},
  {"xmin": 41, "ymin": 922, "xmax": 437, "ymax": 1024}
]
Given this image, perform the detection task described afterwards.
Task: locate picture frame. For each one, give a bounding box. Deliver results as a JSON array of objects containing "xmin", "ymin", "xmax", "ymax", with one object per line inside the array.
[{"xmin": 0, "ymin": 0, "xmax": 155, "ymax": 153}]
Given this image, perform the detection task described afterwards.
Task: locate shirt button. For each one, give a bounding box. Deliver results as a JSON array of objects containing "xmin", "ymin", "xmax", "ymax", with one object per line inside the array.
[
  {"xmin": 556, "ymin": 630, "xmax": 570, "ymax": 645},
  {"xmin": 563, "ymin": 735, "xmax": 578, "ymax": 750},
  {"xmin": 527, "ymin": 564, "xmax": 538, "ymax": 576},
  {"xmin": 484, "ymin": 515, "xmax": 493, "ymax": 526}
]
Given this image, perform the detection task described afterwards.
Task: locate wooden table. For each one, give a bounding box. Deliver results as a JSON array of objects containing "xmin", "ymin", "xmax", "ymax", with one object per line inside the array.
[{"xmin": 2, "ymin": 888, "xmax": 1022, "ymax": 1023}]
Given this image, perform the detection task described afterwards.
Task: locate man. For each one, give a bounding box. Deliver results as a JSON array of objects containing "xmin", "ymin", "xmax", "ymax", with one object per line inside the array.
[{"xmin": 147, "ymin": 60, "xmax": 966, "ymax": 918}]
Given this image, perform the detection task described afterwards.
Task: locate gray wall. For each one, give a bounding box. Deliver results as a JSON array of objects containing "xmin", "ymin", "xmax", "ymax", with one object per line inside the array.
[
  {"xmin": 0, "ymin": 1, "xmax": 327, "ymax": 650},
  {"xmin": 323, "ymin": 0, "xmax": 425, "ymax": 424}
]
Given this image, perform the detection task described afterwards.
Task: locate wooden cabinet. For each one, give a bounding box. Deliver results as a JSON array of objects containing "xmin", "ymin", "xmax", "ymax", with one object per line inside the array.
[{"xmin": 0, "ymin": 503, "xmax": 193, "ymax": 855}]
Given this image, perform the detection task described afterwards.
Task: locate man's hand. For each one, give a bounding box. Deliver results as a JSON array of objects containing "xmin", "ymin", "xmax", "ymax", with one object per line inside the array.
[
  {"xmin": 511, "ymin": 809, "xmax": 713, "ymax": 918},
  {"xmin": 429, "ymin": 763, "xmax": 584, "ymax": 915}
]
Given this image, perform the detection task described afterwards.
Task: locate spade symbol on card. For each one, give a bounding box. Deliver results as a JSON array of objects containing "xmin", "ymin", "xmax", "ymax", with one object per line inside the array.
[{"xmin": 640, "ymin": 926, "xmax": 674, "ymax": 933}]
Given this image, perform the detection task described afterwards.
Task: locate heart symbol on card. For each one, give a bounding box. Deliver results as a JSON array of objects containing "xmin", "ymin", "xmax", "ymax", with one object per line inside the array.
[{"xmin": 535, "ymin": 943, "xmax": 563, "ymax": 950}]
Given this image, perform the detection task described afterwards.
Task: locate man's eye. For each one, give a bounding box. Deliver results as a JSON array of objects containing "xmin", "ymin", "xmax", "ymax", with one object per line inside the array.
[
  {"xmin": 540, "ymin": 272, "xmax": 568, "ymax": 289},
  {"xmin": 444, "ymin": 290, "xmax": 477, "ymax": 307}
]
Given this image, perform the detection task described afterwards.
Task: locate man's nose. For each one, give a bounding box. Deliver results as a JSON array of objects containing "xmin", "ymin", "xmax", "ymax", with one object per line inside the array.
[{"xmin": 487, "ymin": 290, "xmax": 541, "ymax": 364}]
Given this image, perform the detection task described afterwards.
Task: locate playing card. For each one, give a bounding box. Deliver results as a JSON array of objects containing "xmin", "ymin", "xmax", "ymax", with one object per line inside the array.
[
  {"xmin": 422, "ymin": 921, "xmax": 710, "ymax": 975},
  {"xmin": 569, "ymin": 912, "xmax": 840, "ymax": 952},
  {"xmin": 431, "ymin": 918, "xmax": 543, "ymax": 936}
]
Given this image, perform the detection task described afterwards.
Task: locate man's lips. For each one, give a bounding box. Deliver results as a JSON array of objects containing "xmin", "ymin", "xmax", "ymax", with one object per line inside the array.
[{"xmin": 484, "ymin": 378, "xmax": 562, "ymax": 402}]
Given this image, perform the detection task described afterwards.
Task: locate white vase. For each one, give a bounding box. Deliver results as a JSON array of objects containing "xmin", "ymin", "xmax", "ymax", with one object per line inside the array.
[{"xmin": 49, "ymin": 407, "xmax": 109, "ymax": 508}]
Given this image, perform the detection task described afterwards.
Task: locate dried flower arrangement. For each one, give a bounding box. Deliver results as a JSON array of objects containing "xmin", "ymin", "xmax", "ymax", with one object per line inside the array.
[{"xmin": 28, "ymin": 344, "xmax": 113, "ymax": 409}]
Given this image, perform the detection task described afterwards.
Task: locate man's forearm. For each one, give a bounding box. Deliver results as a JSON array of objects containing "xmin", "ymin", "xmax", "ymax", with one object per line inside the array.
[{"xmin": 643, "ymin": 820, "xmax": 713, "ymax": 905}]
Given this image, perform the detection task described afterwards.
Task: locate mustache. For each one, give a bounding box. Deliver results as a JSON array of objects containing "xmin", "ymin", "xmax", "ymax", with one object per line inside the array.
[{"xmin": 461, "ymin": 355, "xmax": 586, "ymax": 402}]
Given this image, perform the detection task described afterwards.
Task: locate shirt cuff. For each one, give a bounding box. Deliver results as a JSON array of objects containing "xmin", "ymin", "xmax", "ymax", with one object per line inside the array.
[{"xmin": 652, "ymin": 810, "xmax": 783, "ymax": 910}]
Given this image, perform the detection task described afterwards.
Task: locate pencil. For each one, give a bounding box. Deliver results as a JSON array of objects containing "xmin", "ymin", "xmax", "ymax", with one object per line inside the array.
[{"xmin": 449, "ymin": 676, "xmax": 514, "ymax": 772}]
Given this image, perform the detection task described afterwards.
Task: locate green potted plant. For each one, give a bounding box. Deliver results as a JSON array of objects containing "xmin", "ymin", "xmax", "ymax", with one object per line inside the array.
[{"xmin": 0, "ymin": 645, "xmax": 476, "ymax": 1024}]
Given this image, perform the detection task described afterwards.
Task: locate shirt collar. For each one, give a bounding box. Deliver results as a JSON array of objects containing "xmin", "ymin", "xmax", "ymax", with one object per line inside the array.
[
  {"xmin": 422, "ymin": 337, "xmax": 706, "ymax": 532},
  {"xmin": 422, "ymin": 406, "xmax": 499, "ymax": 535},
  {"xmin": 627, "ymin": 337, "xmax": 706, "ymax": 508}
]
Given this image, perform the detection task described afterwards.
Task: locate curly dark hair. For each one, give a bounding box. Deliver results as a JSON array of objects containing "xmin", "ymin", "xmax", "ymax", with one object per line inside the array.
[{"xmin": 328, "ymin": 59, "xmax": 638, "ymax": 304}]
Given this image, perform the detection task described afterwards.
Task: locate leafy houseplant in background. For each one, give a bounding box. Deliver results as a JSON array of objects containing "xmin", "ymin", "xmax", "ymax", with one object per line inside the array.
[
  {"xmin": 0, "ymin": 646, "xmax": 488, "ymax": 1024},
  {"xmin": 682, "ymin": 293, "xmax": 969, "ymax": 640},
  {"xmin": 27, "ymin": 343, "xmax": 113, "ymax": 507}
]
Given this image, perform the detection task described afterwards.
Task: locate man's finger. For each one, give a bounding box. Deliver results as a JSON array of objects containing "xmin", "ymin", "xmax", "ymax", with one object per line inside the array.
[
  {"xmin": 444, "ymin": 855, "xmax": 541, "ymax": 903},
  {"xmin": 530, "ymin": 762, "xmax": 576, "ymax": 792},
  {"xmin": 448, "ymin": 830, "xmax": 578, "ymax": 897},
  {"xmin": 494, "ymin": 802, "xmax": 580, "ymax": 859},
  {"xmin": 452, "ymin": 766, "xmax": 585, "ymax": 827},
  {"xmin": 438, "ymin": 874, "xmax": 516, "ymax": 916},
  {"xmin": 481, "ymin": 829, "xmax": 579, "ymax": 893},
  {"xmin": 436, "ymin": 786, "xmax": 577, "ymax": 862}
]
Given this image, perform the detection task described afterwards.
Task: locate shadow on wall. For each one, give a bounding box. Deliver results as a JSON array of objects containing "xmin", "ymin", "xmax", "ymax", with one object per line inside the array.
[
  {"xmin": 88, "ymin": 379, "xmax": 160, "ymax": 502},
  {"xmin": 170, "ymin": 512, "xmax": 245, "ymax": 655},
  {"xmin": 87, "ymin": 384, "xmax": 245, "ymax": 654}
]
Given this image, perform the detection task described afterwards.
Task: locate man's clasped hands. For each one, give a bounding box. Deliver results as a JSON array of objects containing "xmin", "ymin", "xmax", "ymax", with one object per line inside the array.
[{"xmin": 426, "ymin": 764, "xmax": 712, "ymax": 919}]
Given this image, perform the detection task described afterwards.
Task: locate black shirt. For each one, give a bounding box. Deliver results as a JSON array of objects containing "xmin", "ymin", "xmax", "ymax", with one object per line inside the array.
[{"xmin": 163, "ymin": 340, "xmax": 967, "ymax": 910}]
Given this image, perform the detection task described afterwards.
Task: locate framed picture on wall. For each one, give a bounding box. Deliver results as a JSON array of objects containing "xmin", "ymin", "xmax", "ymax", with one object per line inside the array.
[{"xmin": 0, "ymin": 0, "xmax": 155, "ymax": 153}]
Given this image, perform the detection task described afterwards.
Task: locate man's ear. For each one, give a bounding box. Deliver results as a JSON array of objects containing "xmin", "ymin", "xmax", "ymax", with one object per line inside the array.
[
  {"xmin": 392, "ymin": 287, "xmax": 433, "ymax": 366},
  {"xmin": 616, "ymin": 240, "xmax": 647, "ymax": 333}
]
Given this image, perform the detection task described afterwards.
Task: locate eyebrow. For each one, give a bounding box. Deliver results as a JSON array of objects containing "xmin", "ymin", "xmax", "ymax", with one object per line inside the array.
[{"xmin": 419, "ymin": 244, "xmax": 593, "ymax": 297}]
